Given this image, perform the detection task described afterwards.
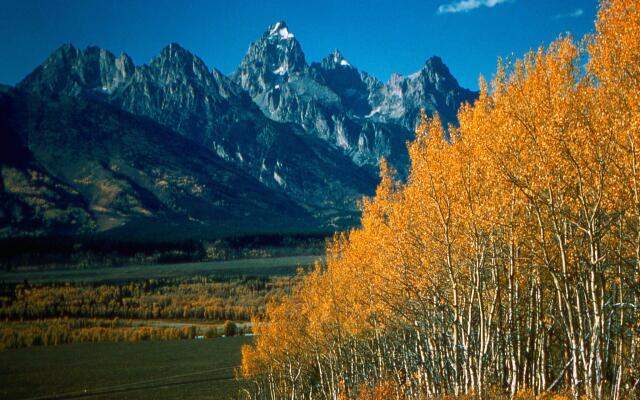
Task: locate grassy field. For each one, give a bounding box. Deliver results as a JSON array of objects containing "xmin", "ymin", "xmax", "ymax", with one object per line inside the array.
[
  {"xmin": 0, "ymin": 337, "xmax": 252, "ymax": 400},
  {"xmin": 0, "ymin": 255, "xmax": 322, "ymax": 283},
  {"xmin": 0, "ymin": 255, "xmax": 314, "ymax": 398}
]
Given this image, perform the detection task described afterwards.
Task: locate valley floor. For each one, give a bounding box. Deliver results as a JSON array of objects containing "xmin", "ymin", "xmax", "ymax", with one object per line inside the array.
[
  {"xmin": 0, "ymin": 254, "xmax": 317, "ymax": 398},
  {"xmin": 0, "ymin": 255, "xmax": 321, "ymax": 284},
  {"xmin": 0, "ymin": 337, "xmax": 251, "ymax": 400}
]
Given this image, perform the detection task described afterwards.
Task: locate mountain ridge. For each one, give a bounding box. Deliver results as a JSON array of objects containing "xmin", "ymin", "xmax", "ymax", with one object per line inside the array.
[
  {"xmin": 4, "ymin": 21, "xmax": 478, "ymax": 238},
  {"xmin": 232, "ymin": 21, "xmax": 478, "ymax": 175},
  {"xmin": 0, "ymin": 87, "xmax": 317, "ymax": 238},
  {"xmin": 19, "ymin": 42, "xmax": 379, "ymax": 215}
]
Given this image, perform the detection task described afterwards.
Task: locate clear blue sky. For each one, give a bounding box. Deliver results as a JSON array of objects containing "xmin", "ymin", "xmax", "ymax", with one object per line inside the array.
[{"xmin": 0, "ymin": 0, "xmax": 598, "ymax": 90}]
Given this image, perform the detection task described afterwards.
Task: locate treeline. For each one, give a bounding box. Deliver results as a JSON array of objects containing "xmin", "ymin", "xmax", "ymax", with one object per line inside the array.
[
  {"xmin": 206, "ymin": 234, "xmax": 328, "ymax": 260},
  {"xmin": 0, "ymin": 276, "xmax": 297, "ymax": 322},
  {"xmin": 0, "ymin": 233, "xmax": 327, "ymax": 270},
  {"xmin": 0, "ymin": 318, "xmax": 237, "ymax": 350},
  {"xmin": 241, "ymin": 2, "xmax": 640, "ymax": 400},
  {"xmin": 0, "ymin": 236, "xmax": 205, "ymax": 270}
]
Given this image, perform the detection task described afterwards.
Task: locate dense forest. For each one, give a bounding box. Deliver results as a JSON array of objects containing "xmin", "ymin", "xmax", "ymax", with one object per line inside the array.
[
  {"xmin": 241, "ymin": 1, "xmax": 640, "ymax": 399},
  {"xmin": 0, "ymin": 276, "xmax": 295, "ymax": 321},
  {"xmin": 0, "ymin": 233, "xmax": 326, "ymax": 270},
  {"xmin": 0, "ymin": 275, "xmax": 297, "ymax": 349},
  {"xmin": 0, "ymin": 318, "xmax": 207, "ymax": 349}
]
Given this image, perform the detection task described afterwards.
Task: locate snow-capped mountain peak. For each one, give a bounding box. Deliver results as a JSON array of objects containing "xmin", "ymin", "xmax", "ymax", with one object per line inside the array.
[
  {"xmin": 13, "ymin": 22, "xmax": 481, "ymax": 237},
  {"xmin": 233, "ymin": 21, "xmax": 307, "ymax": 97},
  {"xmin": 233, "ymin": 25, "xmax": 477, "ymax": 175},
  {"xmin": 267, "ymin": 21, "xmax": 295, "ymax": 40},
  {"xmin": 331, "ymin": 49, "xmax": 351, "ymax": 67}
]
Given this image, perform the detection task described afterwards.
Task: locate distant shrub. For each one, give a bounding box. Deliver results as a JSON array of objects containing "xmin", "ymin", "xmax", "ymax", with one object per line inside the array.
[
  {"xmin": 223, "ymin": 320, "xmax": 237, "ymax": 337},
  {"xmin": 204, "ymin": 327, "xmax": 217, "ymax": 338}
]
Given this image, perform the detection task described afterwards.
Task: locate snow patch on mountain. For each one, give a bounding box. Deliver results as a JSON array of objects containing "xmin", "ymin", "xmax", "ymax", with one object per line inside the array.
[
  {"xmin": 215, "ymin": 144, "xmax": 229, "ymax": 160},
  {"xmin": 279, "ymin": 27, "xmax": 294, "ymax": 39},
  {"xmin": 365, "ymin": 106, "xmax": 382, "ymax": 118},
  {"xmin": 269, "ymin": 22, "xmax": 294, "ymax": 40},
  {"xmin": 273, "ymin": 64, "xmax": 288, "ymax": 75},
  {"xmin": 273, "ymin": 171, "xmax": 286, "ymax": 186}
]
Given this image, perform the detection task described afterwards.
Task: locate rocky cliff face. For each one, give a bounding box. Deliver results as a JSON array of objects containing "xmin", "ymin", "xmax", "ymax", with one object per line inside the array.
[
  {"xmin": 20, "ymin": 44, "xmax": 134, "ymax": 98},
  {"xmin": 366, "ymin": 56, "xmax": 478, "ymax": 134},
  {"xmin": 18, "ymin": 43, "xmax": 377, "ymax": 223},
  {"xmin": 310, "ymin": 49, "xmax": 373, "ymax": 117},
  {"xmin": 9, "ymin": 21, "xmax": 477, "ymax": 237},
  {"xmin": 232, "ymin": 22, "xmax": 477, "ymax": 175},
  {"xmin": 233, "ymin": 21, "xmax": 307, "ymax": 98}
]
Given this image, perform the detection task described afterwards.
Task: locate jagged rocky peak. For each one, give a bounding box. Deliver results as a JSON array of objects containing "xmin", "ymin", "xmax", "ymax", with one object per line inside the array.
[
  {"xmin": 266, "ymin": 21, "xmax": 295, "ymax": 40},
  {"xmin": 113, "ymin": 42, "xmax": 252, "ymax": 139},
  {"xmin": 232, "ymin": 20, "xmax": 307, "ymax": 96},
  {"xmin": 150, "ymin": 42, "xmax": 212, "ymax": 80},
  {"xmin": 321, "ymin": 49, "xmax": 351, "ymax": 69},
  {"xmin": 359, "ymin": 70, "xmax": 384, "ymax": 92},
  {"xmin": 19, "ymin": 44, "xmax": 135, "ymax": 96},
  {"xmin": 157, "ymin": 42, "xmax": 193, "ymax": 59},
  {"xmin": 58, "ymin": 44, "xmax": 134, "ymax": 86},
  {"xmin": 368, "ymin": 55, "xmax": 478, "ymax": 132},
  {"xmin": 408, "ymin": 56, "xmax": 462, "ymax": 91},
  {"xmin": 126, "ymin": 41, "xmax": 251, "ymax": 104},
  {"xmin": 423, "ymin": 55, "xmax": 448, "ymax": 73},
  {"xmin": 114, "ymin": 52, "xmax": 135, "ymax": 78},
  {"xmin": 309, "ymin": 49, "xmax": 372, "ymax": 116}
]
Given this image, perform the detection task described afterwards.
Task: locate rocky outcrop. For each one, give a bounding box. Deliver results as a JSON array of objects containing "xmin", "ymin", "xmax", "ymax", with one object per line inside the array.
[
  {"xmin": 19, "ymin": 43, "xmax": 378, "ymax": 221},
  {"xmin": 9, "ymin": 21, "xmax": 478, "ymax": 237},
  {"xmin": 232, "ymin": 22, "xmax": 477, "ymax": 175}
]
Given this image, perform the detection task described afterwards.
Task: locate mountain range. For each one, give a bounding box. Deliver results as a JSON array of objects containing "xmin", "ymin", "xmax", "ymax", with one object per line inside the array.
[{"xmin": 0, "ymin": 21, "xmax": 478, "ymax": 239}]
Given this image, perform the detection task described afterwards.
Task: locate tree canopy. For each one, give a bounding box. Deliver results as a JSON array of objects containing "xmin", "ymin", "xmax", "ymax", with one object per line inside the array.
[{"xmin": 241, "ymin": 1, "xmax": 640, "ymax": 399}]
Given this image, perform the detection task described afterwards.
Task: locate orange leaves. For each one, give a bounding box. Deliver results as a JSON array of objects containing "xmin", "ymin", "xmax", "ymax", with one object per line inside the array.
[
  {"xmin": 590, "ymin": 0, "xmax": 640, "ymax": 90},
  {"xmin": 241, "ymin": 1, "xmax": 640, "ymax": 398}
]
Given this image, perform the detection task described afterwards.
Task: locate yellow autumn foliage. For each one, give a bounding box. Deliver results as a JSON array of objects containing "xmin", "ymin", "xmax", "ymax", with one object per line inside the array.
[{"xmin": 241, "ymin": 1, "xmax": 640, "ymax": 399}]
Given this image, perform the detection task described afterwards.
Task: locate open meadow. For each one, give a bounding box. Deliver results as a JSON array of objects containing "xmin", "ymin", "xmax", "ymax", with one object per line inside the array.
[
  {"xmin": 0, "ymin": 254, "xmax": 320, "ymax": 398},
  {"xmin": 0, "ymin": 337, "xmax": 251, "ymax": 400}
]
